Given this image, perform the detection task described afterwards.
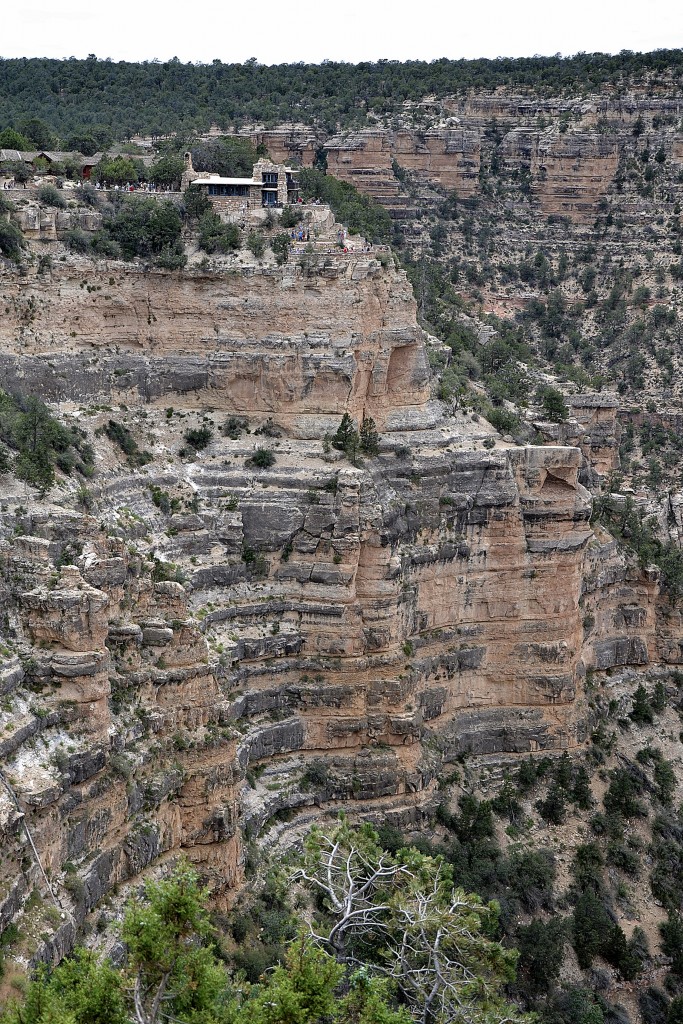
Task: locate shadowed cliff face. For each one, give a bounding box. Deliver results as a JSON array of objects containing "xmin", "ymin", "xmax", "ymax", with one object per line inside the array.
[{"xmin": 0, "ymin": 252, "xmax": 666, "ymax": 966}]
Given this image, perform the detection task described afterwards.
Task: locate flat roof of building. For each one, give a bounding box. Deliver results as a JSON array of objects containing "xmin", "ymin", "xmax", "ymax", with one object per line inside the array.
[{"xmin": 190, "ymin": 175, "xmax": 260, "ymax": 186}]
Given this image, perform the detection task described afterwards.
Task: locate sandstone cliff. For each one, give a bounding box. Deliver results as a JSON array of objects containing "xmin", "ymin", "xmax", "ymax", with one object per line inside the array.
[
  {"xmin": 230, "ymin": 91, "xmax": 682, "ymax": 223},
  {"xmin": 0, "ymin": 222, "xmax": 674, "ymax": 983}
]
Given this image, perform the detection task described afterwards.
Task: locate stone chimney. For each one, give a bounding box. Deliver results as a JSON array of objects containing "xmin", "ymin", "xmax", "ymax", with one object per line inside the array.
[{"xmin": 181, "ymin": 150, "xmax": 198, "ymax": 191}]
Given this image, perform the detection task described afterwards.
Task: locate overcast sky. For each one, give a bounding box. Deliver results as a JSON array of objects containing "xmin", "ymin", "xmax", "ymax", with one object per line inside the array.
[{"xmin": 2, "ymin": 0, "xmax": 682, "ymax": 64}]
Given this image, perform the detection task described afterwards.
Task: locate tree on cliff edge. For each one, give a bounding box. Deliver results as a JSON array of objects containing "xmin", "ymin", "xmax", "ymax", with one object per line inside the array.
[{"xmin": 121, "ymin": 862, "xmax": 227, "ymax": 1024}]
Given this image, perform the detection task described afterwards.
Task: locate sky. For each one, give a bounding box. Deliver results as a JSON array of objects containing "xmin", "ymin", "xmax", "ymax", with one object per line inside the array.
[{"xmin": 2, "ymin": 0, "xmax": 682, "ymax": 65}]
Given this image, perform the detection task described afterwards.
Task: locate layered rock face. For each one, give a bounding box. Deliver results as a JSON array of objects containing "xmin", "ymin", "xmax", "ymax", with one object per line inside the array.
[
  {"xmin": 325, "ymin": 129, "xmax": 480, "ymax": 209},
  {"xmin": 500, "ymin": 129, "xmax": 622, "ymax": 218},
  {"xmin": 0, "ymin": 258, "xmax": 429, "ymax": 434},
  {"xmin": 248, "ymin": 128, "xmax": 320, "ymax": 168},
  {"xmin": 238, "ymin": 89, "xmax": 682, "ymax": 221},
  {"xmin": 0, "ymin": 247, "xmax": 667, "ymax": 964},
  {"xmin": 11, "ymin": 205, "xmax": 103, "ymax": 242}
]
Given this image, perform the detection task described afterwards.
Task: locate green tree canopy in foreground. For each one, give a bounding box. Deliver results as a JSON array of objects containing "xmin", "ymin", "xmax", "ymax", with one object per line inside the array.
[
  {"xmin": 0, "ymin": 824, "xmax": 530, "ymax": 1024},
  {"xmin": 294, "ymin": 817, "xmax": 529, "ymax": 1024}
]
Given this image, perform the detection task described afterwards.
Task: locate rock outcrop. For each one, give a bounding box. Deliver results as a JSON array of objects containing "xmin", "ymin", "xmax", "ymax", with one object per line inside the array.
[{"xmin": 0, "ymin": 256, "xmax": 429, "ymax": 435}]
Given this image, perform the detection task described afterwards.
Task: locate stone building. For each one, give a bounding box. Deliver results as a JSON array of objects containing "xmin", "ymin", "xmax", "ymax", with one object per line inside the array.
[{"xmin": 183, "ymin": 152, "xmax": 300, "ymax": 213}]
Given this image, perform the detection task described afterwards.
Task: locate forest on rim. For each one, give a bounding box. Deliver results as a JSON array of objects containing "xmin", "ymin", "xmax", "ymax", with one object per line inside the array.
[{"xmin": 1, "ymin": 50, "xmax": 683, "ymax": 137}]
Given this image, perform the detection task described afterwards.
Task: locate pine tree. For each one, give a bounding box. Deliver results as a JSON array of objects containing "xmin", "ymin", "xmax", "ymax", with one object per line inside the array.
[
  {"xmin": 359, "ymin": 417, "xmax": 380, "ymax": 456},
  {"xmin": 332, "ymin": 413, "xmax": 356, "ymax": 451}
]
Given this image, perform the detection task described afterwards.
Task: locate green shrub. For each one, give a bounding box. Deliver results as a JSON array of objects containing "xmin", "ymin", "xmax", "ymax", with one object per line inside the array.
[
  {"xmin": 516, "ymin": 917, "xmax": 567, "ymax": 995},
  {"xmin": 254, "ymin": 418, "xmax": 281, "ymax": 438},
  {"xmin": 64, "ymin": 873, "xmax": 86, "ymax": 903},
  {"xmin": 572, "ymin": 889, "xmax": 613, "ymax": 969},
  {"xmin": 104, "ymin": 419, "xmax": 152, "ymax": 467},
  {"xmin": 661, "ymin": 914, "xmax": 683, "ymax": 976},
  {"xmin": 669, "ymin": 997, "xmax": 683, "ymax": 1024},
  {"xmin": 601, "ymin": 924, "xmax": 646, "ymax": 980},
  {"xmin": 331, "ymin": 412, "xmax": 364, "ymax": 463},
  {"xmin": 104, "ymin": 197, "xmax": 183, "ymax": 263},
  {"xmin": 654, "ymin": 759, "xmax": 677, "ymax": 805},
  {"xmin": 359, "ymin": 416, "xmax": 380, "ymax": 455},
  {"xmin": 8, "ymin": 161, "xmax": 30, "ymax": 184},
  {"xmin": 652, "ymin": 680, "xmax": 667, "ymax": 712},
  {"xmin": 604, "ymin": 766, "xmax": 646, "ymax": 818},
  {"xmin": 639, "ymin": 987, "xmax": 670, "ymax": 1024},
  {"xmin": 515, "ymin": 756, "xmax": 551, "ymax": 793},
  {"xmin": 149, "ymin": 154, "xmax": 184, "ymax": 189},
  {"xmin": 247, "ymin": 231, "xmax": 265, "ymax": 258},
  {"xmin": 151, "ymin": 558, "xmax": 185, "ymax": 583},
  {"xmin": 232, "ymin": 942, "xmax": 279, "ymax": 982},
  {"xmin": 38, "ymin": 183, "xmax": 66, "ymax": 208},
  {"xmin": 0, "ymin": 127, "xmax": 30, "ymax": 150},
  {"xmin": 606, "ymin": 841, "xmax": 641, "ymax": 876},
  {"xmin": 155, "ymin": 243, "xmax": 187, "ymax": 269},
  {"xmin": 301, "ymin": 759, "xmax": 329, "ymax": 788},
  {"xmin": 571, "ymin": 765, "xmax": 594, "ymax": 809},
  {"xmin": 537, "ymin": 384, "xmax": 569, "ymax": 422},
  {"xmin": 503, "ymin": 849, "xmax": 556, "ymax": 912},
  {"xmin": 93, "ymin": 155, "xmax": 140, "ymax": 185},
  {"xmin": 63, "ymin": 228, "xmax": 90, "ymax": 253},
  {"xmin": 0, "ymin": 390, "xmax": 93, "ymax": 493},
  {"xmin": 89, "ymin": 231, "xmax": 121, "ymax": 258},
  {"xmin": 280, "ymin": 205, "xmax": 299, "ymax": 229},
  {"xmin": 0, "ymin": 218, "xmax": 25, "ymax": 261},
  {"xmin": 247, "ymin": 447, "xmax": 276, "ymax": 468},
  {"xmin": 79, "ymin": 183, "xmax": 99, "ymax": 207},
  {"xmin": 536, "ymin": 782, "xmax": 567, "ymax": 825},
  {"xmin": 222, "ymin": 416, "xmax": 249, "ymax": 439},
  {"xmin": 190, "ymin": 137, "xmax": 261, "ymax": 177},
  {"xmin": 486, "ymin": 406, "xmax": 520, "ymax": 434},
  {"xmin": 198, "ymin": 211, "xmax": 240, "ymax": 254},
  {"xmin": 184, "ymin": 426, "xmax": 213, "ymax": 450},
  {"xmin": 182, "ymin": 185, "xmax": 212, "ymax": 220},
  {"xmin": 271, "ymin": 232, "xmax": 290, "ymax": 265},
  {"xmin": 630, "ymin": 683, "xmax": 654, "ymax": 724},
  {"xmin": 149, "ymin": 485, "xmax": 180, "ymax": 514}
]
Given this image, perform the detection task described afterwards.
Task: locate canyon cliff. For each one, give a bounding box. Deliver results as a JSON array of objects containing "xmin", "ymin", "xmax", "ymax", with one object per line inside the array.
[
  {"xmin": 0, "ymin": 231, "xmax": 670, "ymax": 973},
  {"xmin": 234, "ymin": 89, "xmax": 683, "ymax": 222}
]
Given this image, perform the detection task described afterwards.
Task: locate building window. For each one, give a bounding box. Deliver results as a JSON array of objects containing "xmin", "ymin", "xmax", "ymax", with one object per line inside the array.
[
  {"xmin": 262, "ymin": 172, "xmax": 278, "ymax": 186},
  {"xmin": 208, "ymin": 184, "xmax": 249, "ymax": 197}
]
